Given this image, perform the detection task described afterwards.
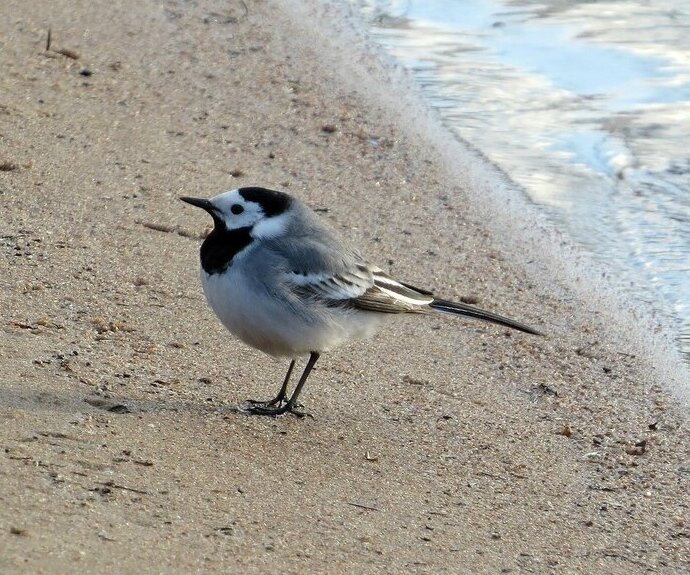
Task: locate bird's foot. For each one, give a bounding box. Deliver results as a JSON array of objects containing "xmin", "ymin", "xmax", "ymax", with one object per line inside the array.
[{"xmin": 243, "ymin": 401, "xmax": 312, "ymax": 418}]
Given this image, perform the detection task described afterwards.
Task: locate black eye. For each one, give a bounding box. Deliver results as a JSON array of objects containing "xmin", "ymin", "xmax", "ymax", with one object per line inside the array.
[{"xmin": 230, "ymin": 203, "xmax": 244, "ymax": 215}]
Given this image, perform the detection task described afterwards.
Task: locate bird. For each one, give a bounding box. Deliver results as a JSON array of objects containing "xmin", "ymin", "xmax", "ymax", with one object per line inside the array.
[{"xmin": 181, "ymin": 187, "xmax": 541, "ymax": 417}]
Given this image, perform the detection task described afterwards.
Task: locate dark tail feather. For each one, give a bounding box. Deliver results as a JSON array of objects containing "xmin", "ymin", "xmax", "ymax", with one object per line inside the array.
[{"xmin": 430, "ymin": 298, "xmax": 542, "ymax": 336}]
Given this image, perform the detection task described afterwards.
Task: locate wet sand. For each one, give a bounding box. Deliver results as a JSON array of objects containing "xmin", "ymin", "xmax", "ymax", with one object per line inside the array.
[{"xmin": 1, "ymin": 1, "xmax": 688, "ymax": 573}]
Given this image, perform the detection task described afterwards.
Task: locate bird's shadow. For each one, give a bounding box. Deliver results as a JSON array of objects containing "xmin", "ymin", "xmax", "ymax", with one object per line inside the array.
[{"xmin": 0, "ymin": 384, "xmax": 231, "ymax": 419}]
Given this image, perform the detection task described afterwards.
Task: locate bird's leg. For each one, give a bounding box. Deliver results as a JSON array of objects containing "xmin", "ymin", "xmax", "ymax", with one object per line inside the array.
[
  {"xmin": 247, "ymin": 352, "xmax": 320, "ymax": 417},
  {"xmin": 246, "ymin": 359, "xmax": 295, "ymax": 407}
]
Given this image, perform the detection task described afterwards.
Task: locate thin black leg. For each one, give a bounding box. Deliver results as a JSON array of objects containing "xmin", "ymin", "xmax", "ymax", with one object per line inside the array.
[
  {"xmin": 247, "ymin": 352, "xmax": 320, "ymax": 417},
  {"xmin": 247, "ymin": 359, "xmax": 295, "ymax": 407}
]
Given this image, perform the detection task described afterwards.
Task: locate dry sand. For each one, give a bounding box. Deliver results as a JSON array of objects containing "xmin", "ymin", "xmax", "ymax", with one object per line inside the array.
[{"xmin": 1, "ymin": 1, "xmax": 688, "ymax": 573}]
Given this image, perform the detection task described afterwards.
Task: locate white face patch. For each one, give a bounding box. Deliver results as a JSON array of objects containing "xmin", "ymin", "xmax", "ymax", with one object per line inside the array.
[
  {"xmin": 251, "ymin": 212, "xmax": 290, "ymax": 240},
  {"xmin": 209, "ymin": 189, "xmax": 266, "ymax": 231}
]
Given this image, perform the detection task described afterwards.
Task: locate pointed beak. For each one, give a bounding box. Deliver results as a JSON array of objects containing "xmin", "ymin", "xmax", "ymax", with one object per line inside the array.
[{"xmin": 180, "ymin": 196, "xmax": 215, "ymax": 213}]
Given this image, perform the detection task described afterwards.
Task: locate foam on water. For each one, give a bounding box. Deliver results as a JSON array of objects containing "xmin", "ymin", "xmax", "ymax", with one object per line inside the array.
[{"xmin": 278, "ymin": 0, "xmax": 690, "ymax": 405}]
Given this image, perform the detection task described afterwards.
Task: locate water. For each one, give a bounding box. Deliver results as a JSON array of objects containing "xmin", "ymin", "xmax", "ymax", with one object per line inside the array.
[{"xmin": 347, "ymin": 0, "xmax": 690, "ymax": 357}]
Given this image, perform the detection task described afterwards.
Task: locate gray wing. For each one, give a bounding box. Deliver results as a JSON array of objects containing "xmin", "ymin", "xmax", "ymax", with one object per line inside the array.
[
  {"xmin": 264, "ymin": 213, "xmax": 433, "ymax": 313},
  {"xmin": 277, "ymin": 249, "xmax": 432, "ymax": 313}
]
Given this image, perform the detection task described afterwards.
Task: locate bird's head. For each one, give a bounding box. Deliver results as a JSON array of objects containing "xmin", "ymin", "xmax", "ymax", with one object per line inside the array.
[{"xmin": 181, "ymin": 187, "xmax": 294, "ymax": 238}]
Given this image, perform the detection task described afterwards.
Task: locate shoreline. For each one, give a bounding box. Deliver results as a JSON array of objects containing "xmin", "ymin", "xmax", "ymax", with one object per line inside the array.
[{"xmin": 1, "ymin": 1, "xmax": 688, "ymax": 573}]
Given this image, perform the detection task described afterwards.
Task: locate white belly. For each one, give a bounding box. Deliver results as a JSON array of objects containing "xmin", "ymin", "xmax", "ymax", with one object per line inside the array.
[{"xmin": 201, "ymin": 267, "xmax": 385, "ymax": 358}]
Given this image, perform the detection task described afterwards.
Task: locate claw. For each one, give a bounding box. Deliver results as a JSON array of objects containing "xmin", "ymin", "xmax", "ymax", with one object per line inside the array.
[
  {"xmin": 246, "ymin": 396, "xmax": 285, "ymax": 408},
  {"xmin": 245, "ymin": 402, "xmax": 312, "ymax": 418}
]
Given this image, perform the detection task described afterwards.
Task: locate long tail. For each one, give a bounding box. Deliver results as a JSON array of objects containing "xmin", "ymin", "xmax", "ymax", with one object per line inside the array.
[{"xmin": 430, "ymin": 298, "xmax": 542, "ymax": 336}]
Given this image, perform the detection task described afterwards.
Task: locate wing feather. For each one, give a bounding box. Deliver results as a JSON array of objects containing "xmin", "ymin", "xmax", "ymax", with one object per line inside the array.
[
  {"xmin": 286, "ymin": 263, "xmax": 433, "ymax": 314},
  {"xmin": 352, "ymin": 268, "xmax": 433, "ymax": 313}
]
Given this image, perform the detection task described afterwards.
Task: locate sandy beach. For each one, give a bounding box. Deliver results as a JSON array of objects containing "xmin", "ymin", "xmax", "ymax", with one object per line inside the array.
[{"xmin": 1, "ymin": 1, "xmax": 688, "ymax": 573}]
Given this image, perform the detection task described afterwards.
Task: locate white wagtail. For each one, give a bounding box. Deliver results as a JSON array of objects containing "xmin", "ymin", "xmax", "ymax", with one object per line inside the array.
[{"xmin": 181, "ymin": 187, "xmax": 541, "ymax": 417}]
